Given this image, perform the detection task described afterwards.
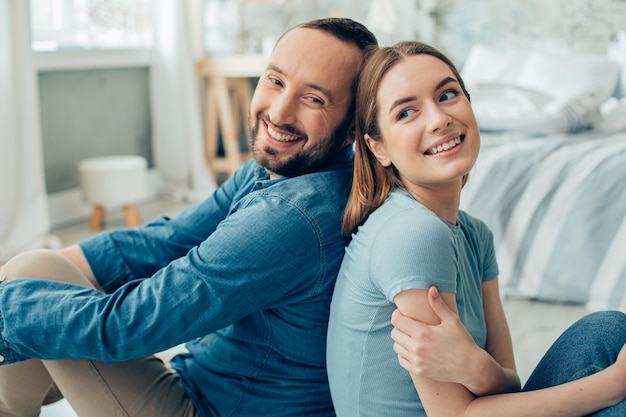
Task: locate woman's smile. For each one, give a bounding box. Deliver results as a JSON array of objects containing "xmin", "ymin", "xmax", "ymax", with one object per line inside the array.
[{"xmin": 425, "ymin": 134, "xmax": 464, "ymax": 155}]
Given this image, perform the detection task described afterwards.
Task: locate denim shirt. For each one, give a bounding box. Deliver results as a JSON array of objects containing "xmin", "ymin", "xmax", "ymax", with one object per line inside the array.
[{"xmin": 0, "ymin": 146, "xmax": 354, "ymax": 417}]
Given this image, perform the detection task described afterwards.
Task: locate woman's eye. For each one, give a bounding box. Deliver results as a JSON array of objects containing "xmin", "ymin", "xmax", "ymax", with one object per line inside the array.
[
  {"xmin": 440, "ymin": 89, "xmax": 459, "ymax": 102},
  {"xmin": 397, "ymin": 109, "xmax": 415, "ymax": 120}
]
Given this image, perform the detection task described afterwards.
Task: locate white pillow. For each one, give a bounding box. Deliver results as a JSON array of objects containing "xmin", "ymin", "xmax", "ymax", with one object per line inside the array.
[
  {"xmin": 608, "ymin": 32, "xmax": 626, "ymax": 98},
  {"xmin": 516, "ymin": 51, "xmax": 620, "ymax": 104},
  {"xmin": 468, "ymin": 83, "xmax": 550, "ymax": 119},
  {"xmin": 595, "ymin": 97, "xmax": 626, "ymax": 132},
  {"xmin": 461, "ymin": 44, "xmax": 529, "ymax": 87},
  {"xmin": 470, "ymin": 84, "xmax": 602, "ymax": 134},
  {"xmin": 461, "ymin": 44, "xmax": 619, "ymax": 134}
]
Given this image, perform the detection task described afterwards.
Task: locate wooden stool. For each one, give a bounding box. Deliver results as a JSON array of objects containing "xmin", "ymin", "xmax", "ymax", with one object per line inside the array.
[{"xmin": 78, "ymin": 156, "xmax": 148, "ymax": 230}]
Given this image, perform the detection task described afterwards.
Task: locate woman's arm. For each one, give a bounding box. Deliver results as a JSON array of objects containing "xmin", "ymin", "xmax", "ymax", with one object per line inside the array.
[
  {"xmin": 479, "ymin": 278, "xmax": 520, "ymax": 394},
  {"xmin": 393, "ymin": 286, "xmax": 626, "ymax": 417},
  {"xmin": 391, "ymin": 279, "xmax": 520, "ymax": 395}
]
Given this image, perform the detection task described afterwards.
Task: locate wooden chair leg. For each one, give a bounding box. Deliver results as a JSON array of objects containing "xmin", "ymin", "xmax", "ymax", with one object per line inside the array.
[
  {"xmin": 89, "ymin": 205, "xmax": 104, "ymax": 230},
  {"xmin": 123, "ymin": 204, "xmax": 140, "ymax": 228}
]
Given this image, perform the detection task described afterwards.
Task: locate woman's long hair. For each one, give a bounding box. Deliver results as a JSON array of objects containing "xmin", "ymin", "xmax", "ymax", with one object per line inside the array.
[{"xmin": 342, "ymin": 41, "xmax": 470, "ymax": 237}]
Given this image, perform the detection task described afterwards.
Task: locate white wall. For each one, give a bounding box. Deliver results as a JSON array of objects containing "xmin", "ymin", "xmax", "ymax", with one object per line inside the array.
[
  {"xmin": 432, "ymin": 0, "xmax": 626, "ymax": 64},
  {"xmin": 221, "ymin": 0, "xmax": 626, "ymax": 66}
]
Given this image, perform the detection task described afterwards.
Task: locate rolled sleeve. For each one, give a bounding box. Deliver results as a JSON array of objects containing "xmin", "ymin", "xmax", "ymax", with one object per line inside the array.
[
  {"xmin": 79, "ymin": 161, "xmax": 256, "ymax": 293},
  {"xmin": 0, "ymin": 284, "xmax": 24, "ymax": 364}
]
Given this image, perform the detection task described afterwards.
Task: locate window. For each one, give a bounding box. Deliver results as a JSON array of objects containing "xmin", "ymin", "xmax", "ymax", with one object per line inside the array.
[{"xmin": 30, "ymin": 0, "xmax": 152, "ymax": 51}]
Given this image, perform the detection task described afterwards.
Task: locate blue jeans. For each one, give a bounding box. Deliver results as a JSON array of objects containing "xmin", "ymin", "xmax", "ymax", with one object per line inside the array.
[{"xmin": 523, "ymin": 310, "xmax": 626, "ymax": 416}]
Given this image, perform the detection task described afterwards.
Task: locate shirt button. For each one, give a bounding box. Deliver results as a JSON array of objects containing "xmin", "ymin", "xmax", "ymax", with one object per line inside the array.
[{"xmin": 0, "ymin": 355, "xmax": 4, "ymax": 363}]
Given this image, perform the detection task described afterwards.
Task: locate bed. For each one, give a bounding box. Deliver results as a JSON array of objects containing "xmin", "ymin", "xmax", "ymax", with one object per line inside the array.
[{"xmin": 457, "ymin": 41, "xmax": 626, "ymax": 311}]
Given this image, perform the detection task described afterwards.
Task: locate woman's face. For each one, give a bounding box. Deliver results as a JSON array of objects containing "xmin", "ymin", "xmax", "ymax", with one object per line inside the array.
[{"xmin": 366, "ymin": 54, "xmax": 480, "ymax": 196}]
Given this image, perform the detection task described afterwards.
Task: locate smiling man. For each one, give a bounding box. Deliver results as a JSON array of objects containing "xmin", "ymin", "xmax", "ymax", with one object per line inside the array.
[
  {"xmin": 249, "ymin": 25, "xmax": 365, "ymax": 179},
  {"xmin": 0, "ymin": 18, "xmax": 377, "ymax": 417}
]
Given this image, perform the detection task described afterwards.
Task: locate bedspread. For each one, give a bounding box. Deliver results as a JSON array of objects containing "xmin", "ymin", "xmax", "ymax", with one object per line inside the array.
[{"xmin": 460, "ymin": 131, "xmax": 626, "ymax": 310}]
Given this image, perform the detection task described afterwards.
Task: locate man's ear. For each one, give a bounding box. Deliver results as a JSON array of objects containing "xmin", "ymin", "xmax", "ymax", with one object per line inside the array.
[
  {"xmin": 364, "ymin": 134, "xmax": 391, "ymax": 167},
  {"xmin": 344, "ymin": 123, "xmax": 356, "ymax": 147}
]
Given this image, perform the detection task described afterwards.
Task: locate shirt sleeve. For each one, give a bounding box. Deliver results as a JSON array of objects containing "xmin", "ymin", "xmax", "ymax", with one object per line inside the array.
[
  {"xmin": 481, "ymin": 228, "xmax": 499, "ymax": 282},
  {"xmin": 459, "ymin": 211, "xmax": 500, "ymax": 282},
  {"xmin": 79, "ymin": 162, "xmax": 252, "ymax": 293},
  {"xmin": 0, "ymin": 190, "xmax": 324, "ymax": 364},
  {"xmin": 369, "ymin": 208, "xmax": 458, "ymax": 302}
]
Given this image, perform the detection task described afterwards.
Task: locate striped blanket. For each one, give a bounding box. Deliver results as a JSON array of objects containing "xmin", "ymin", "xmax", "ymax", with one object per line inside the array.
[{"xmin": 460, "ymin": 131, "xmax": 626, "ymax": 310}]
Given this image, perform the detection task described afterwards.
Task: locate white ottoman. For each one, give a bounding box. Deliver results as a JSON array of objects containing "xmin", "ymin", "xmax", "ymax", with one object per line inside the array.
[{"xmin": 78, "ymin": 155, "xmax": 148, "ymax": 230}]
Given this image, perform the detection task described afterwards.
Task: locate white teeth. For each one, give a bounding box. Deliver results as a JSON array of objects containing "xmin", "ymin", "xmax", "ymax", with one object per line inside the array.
[
  {"xmin": 430, "ymin": 137, "xmax": 461, "ymax": 155},
  {"xmin": 267, "ymin": 125, "xmax": 299, "ymax": 142}
]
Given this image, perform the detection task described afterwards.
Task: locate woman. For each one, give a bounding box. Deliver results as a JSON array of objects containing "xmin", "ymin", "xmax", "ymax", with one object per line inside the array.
[{"xmin": 326, "ymin": 41, "xmax": 626, "ymax": 417}]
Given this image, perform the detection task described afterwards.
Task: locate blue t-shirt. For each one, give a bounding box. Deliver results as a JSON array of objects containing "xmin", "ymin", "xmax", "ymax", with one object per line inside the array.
[{"xmin": 327, "ymin": 188, "xmax": 499, "ymax": 417}]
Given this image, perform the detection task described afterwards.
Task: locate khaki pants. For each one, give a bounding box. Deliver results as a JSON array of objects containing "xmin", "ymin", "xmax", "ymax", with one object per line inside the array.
[{"xmin": 0, "ymin": 250, "xmax": 198, "ymax": 417}]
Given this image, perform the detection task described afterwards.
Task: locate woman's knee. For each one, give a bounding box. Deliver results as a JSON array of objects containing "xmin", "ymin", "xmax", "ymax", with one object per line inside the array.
[
  {"xmin": 0, "ymin": 249, "xmax": 91, "ymax": 287},
  {"xmin": 567, "ymin": 310, "xmax": 626, "ymax": 357},
  {"xmin": 524, "ymin": 310, "xmax": 626, "ymax": 391},
  {"xmin": 574, "ymin": 310, "xmax": 626, "ymax": 337}
]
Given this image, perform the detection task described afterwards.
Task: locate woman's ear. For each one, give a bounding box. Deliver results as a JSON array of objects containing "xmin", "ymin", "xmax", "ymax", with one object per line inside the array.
[{"xmin": 364, "ymin": 134, "xmax": 392, "ymax": 167}]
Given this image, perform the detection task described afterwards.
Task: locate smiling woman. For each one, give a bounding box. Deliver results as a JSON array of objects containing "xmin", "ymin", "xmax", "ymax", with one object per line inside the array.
[{"xmin": 327, "ymin": 40, "xmax": 626, "ymax": 417}]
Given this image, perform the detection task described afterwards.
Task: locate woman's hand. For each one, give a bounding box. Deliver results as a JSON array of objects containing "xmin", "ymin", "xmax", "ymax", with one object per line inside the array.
[
  {"xmin": 391, "ymin": 287, "xmax": 478, "ymax": 385},
  {"xmin": 391, "ymin": 286, "xmax": 520, "ymax": 396}
]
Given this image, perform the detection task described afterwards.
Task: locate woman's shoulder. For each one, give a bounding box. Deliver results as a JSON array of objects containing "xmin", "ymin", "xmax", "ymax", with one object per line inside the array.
[
  {"xmin": 457, "ymin": 210, "xmax": 497, "ymax": 259},
  {"xmin": 364, "ymin": 189, "xmax": 450, "ymax": 243},
  {"xmin": 457, "ymin": 210, "xmax": 493, "ymax": 237}
]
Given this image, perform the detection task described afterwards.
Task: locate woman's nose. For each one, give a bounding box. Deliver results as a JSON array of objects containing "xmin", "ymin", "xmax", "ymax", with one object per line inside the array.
[{"xmin": 425, "ymin": 103, "xmax": 452, "ymax": 133}]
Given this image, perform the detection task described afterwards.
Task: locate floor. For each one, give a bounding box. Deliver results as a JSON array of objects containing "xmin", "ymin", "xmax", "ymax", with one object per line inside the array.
[{"xmin": 40, "ymin": 198, "xmax": 592, "ymax": 416}]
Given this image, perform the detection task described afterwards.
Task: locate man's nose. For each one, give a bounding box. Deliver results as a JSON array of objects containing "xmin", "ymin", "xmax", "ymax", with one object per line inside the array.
[{"xmin": 268, "ymin": 92, "xmax": 298, "ymax": 126}]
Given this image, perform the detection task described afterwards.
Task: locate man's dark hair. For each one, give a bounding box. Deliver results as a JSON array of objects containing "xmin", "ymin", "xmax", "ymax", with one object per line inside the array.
[
  {"xmin": 278, "ymin": 18, "xmax": 378, "ymax": 129},
  {"xmin": 297, "ymin": 17, "xmax": 378, "ymax": 58}
]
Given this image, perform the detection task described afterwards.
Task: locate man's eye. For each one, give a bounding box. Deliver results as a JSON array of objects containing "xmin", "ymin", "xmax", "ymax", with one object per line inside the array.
[
  {"xmin": 269, "ymin": 76, "xmax": 283, "ymax": 87},
  {"xmin": 440, "ymin": 89, "xmax": 459, "ymax": 102},
  {"xmin": 307, "ymin": 96, "xmax": 323, "ymax": 105}
]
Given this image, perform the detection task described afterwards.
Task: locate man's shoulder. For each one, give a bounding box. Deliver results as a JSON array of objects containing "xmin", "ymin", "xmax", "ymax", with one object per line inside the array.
[
  {"xmin": 230, "ymin": 149, "xmax": 353, "ymax": 215},
  {"xmin": 269, "ymin": 167, "xmax": 353, "ymax": 211},
  {"xmin": 283, "ymin": 150, "xmax": 354, "ymax": 195}
]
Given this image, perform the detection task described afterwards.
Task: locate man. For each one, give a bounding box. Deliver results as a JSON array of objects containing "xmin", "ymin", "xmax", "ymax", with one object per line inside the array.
[{"xmin": 0, "ymin": 18, "xmax": 377, "ymax": 417}]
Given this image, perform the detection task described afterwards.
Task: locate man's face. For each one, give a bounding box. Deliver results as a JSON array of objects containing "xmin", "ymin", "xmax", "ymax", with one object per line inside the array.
[{"xmin": 248, "ymin": 28, "xmax": 363, "ymax": 178}]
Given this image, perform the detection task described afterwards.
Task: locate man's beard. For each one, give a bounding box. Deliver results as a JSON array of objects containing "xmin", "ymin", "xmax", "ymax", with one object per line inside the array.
[{"xmin": 249, "ymin": 114, "xmax": 352, "ymax": 178}]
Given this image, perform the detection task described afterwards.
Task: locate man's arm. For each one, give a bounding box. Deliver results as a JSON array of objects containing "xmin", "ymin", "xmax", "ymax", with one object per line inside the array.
[
  {"xmin": 0, "ymin": 196, "xmax": 321, "ymax": 364},
  {"xmin": 68, "ymin": 164, "xmax": 249, "ymax": 293}
]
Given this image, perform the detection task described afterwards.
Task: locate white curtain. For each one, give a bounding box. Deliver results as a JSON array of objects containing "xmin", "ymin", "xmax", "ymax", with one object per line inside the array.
[
  {"xmin": 151, "ymin": 0, "xmax": 217, "ymax": 203},
  {"xmin": 0, "ymin": 0, "xmax": 53, "ymax": 263}
]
